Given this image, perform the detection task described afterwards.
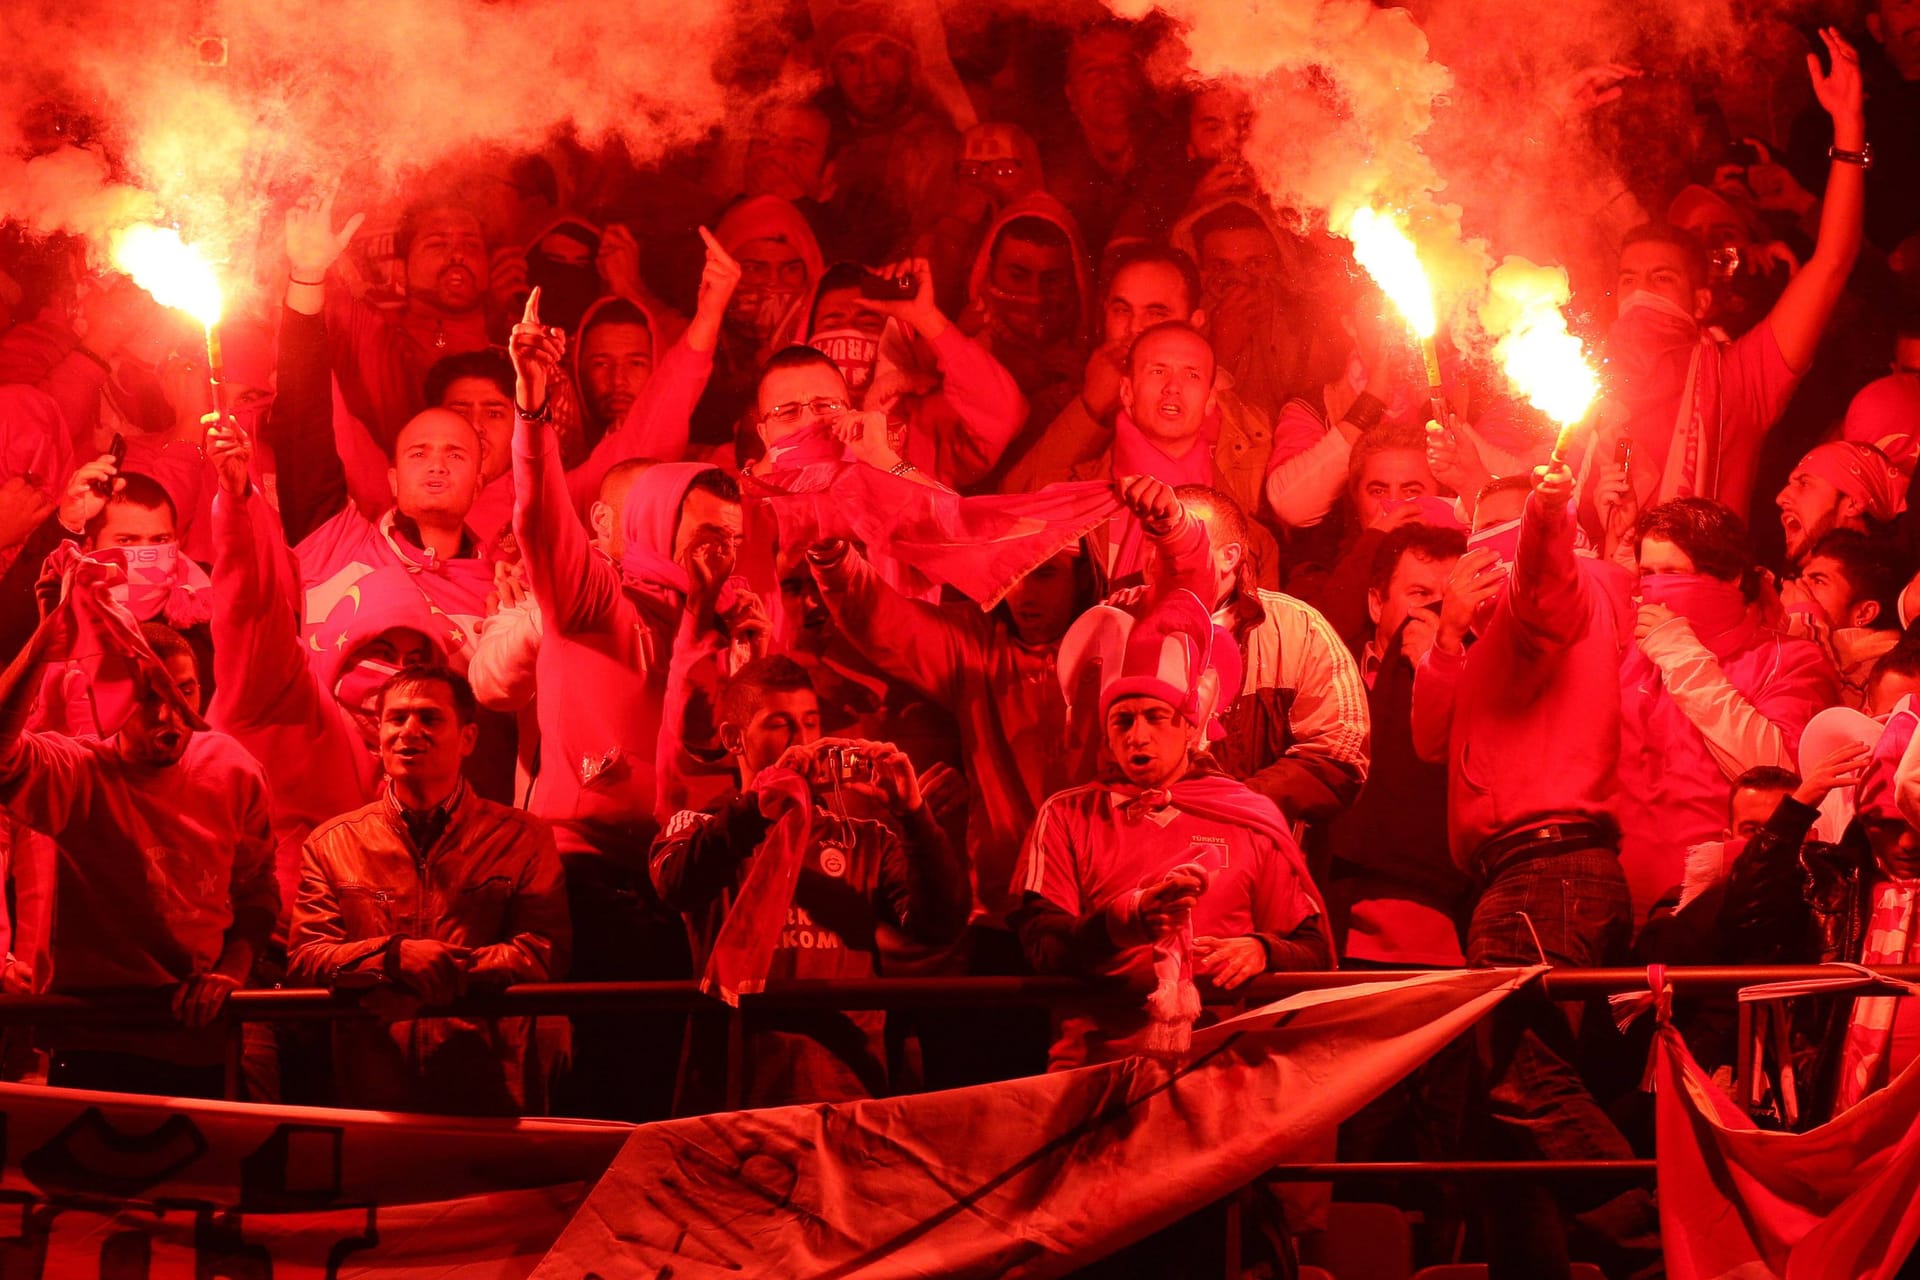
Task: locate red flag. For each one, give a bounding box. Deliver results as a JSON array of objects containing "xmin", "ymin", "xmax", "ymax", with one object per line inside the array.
[
  {"xmin": 532, "ymin": 967, "xmax": 1534, "ymax": 1278},
  {"xmin": 699, "ymin": 768, "xmax": 813, "ymax": 1006},
  {"xmin": 1655, "ymin": 1023, "xmax": 1920, "ymax": 1280},
  {"xmin": 754, "ymin": 466, "xmax": 1121, "ymax": 609}
]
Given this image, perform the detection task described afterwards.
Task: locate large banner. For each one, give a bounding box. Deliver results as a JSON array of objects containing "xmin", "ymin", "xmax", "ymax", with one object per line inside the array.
[
  {"xmin": 1655, "ymin": 1022, "xmax": 1920, "ymax": 1280},
  {"xmin": 532, "ymin": 967, "xmax": 1532, "ymax": 1279},
  {"xmin": 0, "ymin": 1080, "xmax": 629, "ymax": 1278}
]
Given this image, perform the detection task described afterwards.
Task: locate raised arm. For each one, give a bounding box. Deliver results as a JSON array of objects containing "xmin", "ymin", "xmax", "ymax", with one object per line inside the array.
[
  {"xmin": 1508, "ymin": 463, "xmax": 1588, "ymax": 653},
  {"xmin": 206, "ymin": 422, "xmax": 313, "ymax": 732},
  {"xmin": 510, "ymin": 288, "xmax": 620, "ymax": 633},
  {"xmin": 868, "ymin": 745, "xmax": 969, "ymax": 946},
  {"xmin": 566, "ymin": 227, "xmax": 740, "ymax": 505},
  {"xmin": 1764, "ymin": 30, "xmax": 1867, "ymax": 374}
]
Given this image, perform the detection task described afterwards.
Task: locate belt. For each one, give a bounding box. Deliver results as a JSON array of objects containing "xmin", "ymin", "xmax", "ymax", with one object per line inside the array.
[{"xmin": 1474, "ymin": 819, "xmax": 1617, "ymax": 878}]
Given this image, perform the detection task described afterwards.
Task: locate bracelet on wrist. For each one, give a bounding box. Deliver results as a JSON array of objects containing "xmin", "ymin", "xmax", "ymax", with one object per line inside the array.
[
  {"xmin": 517, "ymin": 398, "xmax": 551, "ymax": 423},
  {"xmin": 1827, "ymin": 142, "xmax": 1873, "ymax": 170},
  {"xmin": 888, "ymin": 460, "xmax": 918, "ymax": 477},
  {"xmin": 289, "ymin": 274, "xmax": 326, "ymax": 287}
]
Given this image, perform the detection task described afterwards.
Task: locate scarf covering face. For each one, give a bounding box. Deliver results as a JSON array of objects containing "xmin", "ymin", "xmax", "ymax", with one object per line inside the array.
[
  {"xmin": 41, "ymin": 541, "xmax": 207, "ymax": 738},
  {"xmin": 91, "ymin": 542, "xmax": 211, "ymax": 625},
  {"xmin": 1638, "ymin": 573, "xmax": 1751, "ymax": 649}
]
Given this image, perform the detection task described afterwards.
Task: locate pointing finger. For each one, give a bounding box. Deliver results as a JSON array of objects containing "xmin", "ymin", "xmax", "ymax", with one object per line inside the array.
[
  {"xmin": 523, "ymin": 285, "xmax": 542, "ymax": 328},
  {"xmin": 698, "ymin": 226, "xmax": 736, "ymax": 267}
]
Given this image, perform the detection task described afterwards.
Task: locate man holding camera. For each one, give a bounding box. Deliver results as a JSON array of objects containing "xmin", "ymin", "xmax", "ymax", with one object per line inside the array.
[{"xmin": 650, "ymin": 656, "xmax": 969, "ymax": 1112}]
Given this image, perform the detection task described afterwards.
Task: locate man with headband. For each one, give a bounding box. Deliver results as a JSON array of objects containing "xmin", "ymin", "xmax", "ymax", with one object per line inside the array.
[{"xmin": 1776, "ymin": 439, "xmax": 1905, "ymax": 568}]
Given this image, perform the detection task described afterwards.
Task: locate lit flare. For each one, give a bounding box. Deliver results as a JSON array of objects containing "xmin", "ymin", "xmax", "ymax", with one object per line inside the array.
[
  {"xmin": 1343, "ymin": 206, "xmax": 1436, "ymax": 338},
  {"xmin": 109, "ymin": 224, "xmax": 223, "ymax": 328},
  {"xmin": 1480, "ymin": 257, "xmax": 1599, "ymax": 459}
]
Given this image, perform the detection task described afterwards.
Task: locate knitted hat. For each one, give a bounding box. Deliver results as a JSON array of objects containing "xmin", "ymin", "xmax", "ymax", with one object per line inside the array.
[{"xmin": 1057, "ymin": 588, "xmax": 1240, "ymax": 729}]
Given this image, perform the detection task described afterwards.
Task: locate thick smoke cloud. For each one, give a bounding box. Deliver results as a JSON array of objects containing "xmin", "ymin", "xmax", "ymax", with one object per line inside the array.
[{"xmin": 0, "ymin": 0, "xmax": 739, "ymax": 297}]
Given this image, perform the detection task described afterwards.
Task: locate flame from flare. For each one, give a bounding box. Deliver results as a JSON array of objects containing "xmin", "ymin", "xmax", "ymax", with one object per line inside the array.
[
  {"xmin": 109, "ymin": 224, "xmax": 223, "ymax": 328},
  {"xmin": 1343, "ymin": 206, "xmax": 1437, "ymax": 338},
  {"xmin": 1480, "ymin": 257, "xmax": 1599, "ymax": 429}
]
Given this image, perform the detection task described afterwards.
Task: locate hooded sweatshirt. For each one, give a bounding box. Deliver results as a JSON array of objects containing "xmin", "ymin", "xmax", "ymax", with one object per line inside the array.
[
  {"xmin": 694, "ymin": 197, "xmax": 828, "ymax": 455},
  {"xmin": 210, "ymin": 483, "xmax": 455, "ymax": 909},
  {"xmin": 1170, "ymin": 196, "xmax": 1345, "ymax": 425},
  {"xmin": 514, "ymin": 403, "xmax": 721, "ymax": 855},
  {"xmin": 962, "ymin": 194, "xmax": 1095, "ymax": 474},
  {"xmin": 1617, "ymin": 574, "xmax": 1836, "ymax": 923},
  {"xmin": 798, "ymin": 265, "xmax": 1028, "ymax": 491}
]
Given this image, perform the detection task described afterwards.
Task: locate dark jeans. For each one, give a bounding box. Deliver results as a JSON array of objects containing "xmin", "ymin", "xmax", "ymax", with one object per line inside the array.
[
  {"xmin": 1467, "ymin": 846, "xmax": 1662, "ymax": 1280},
  {"xmin": 49, "ymin": 1050, "xmax": 226, "ymax": 1100},
  {"xmin": 552, "ymin": 851, "xmax": 690, "ymax": 1123}
]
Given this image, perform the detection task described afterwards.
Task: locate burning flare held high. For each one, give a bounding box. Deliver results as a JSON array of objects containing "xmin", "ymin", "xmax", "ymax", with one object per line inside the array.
[
  {"xmin": 1342, "ymin": 206, "xmax": 1448, "ymax": 424},
  {"xmin": 109, "ymin": 223, "xmax": 231, "ymax": 422},
  {"xmin": 1479, "ymin": 257, "xmax": 1600, "ymax": 462}
]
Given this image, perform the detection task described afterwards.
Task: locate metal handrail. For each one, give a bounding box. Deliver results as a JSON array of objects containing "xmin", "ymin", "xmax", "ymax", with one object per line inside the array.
[{"xmin": 0, "ymin": 964, "xmax": 1910, "ymax": 1026}]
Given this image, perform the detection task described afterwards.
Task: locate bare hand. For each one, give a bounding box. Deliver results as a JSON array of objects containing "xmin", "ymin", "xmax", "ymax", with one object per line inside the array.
[
  {"xmin": 1744, "ymin": 155, "xmax": 1816, "ymax": 216},
  {"xmin": 1369, "ymin": 500, "xmax": 1428, "ymax": 534},
  {"xmin": 0, "ymin": 476, "xmax": 55, "ymax": 550},
  {"xmin": 488, "ymin": 558, "xmax": 528, "ymax": 616},
  {"xmin": 855, "ymin": 257, "xmax": 945, "ymax": 338},
  {"xmin": 1114, "ymin": 473, "xmax": 1185, "ymax": 537},
  {"xmin": 680, "ymin": 535, "xmax": 735, "ymax": 622},
  {"xmin": 172, "ymin": 971, "xmax": 241, "ymax": 1029},
  {"xmin": 60, "ymin": 452, "xmax": 121, "ymax": 532},
  {"xmin": 393, "ymin": 938, "xmax": 472, "ymax": 1007},
  {"xmin": 1809, "ymin": 28, "xmax": 1865, "ymax": 143},
  {"xmin": 1082, "ymin": 339, "xmax": 1129, "ymax": 422},
  {"xmin": 863, "ymin": 742, "xmax": 923, "ymax": 814},
  {"xmin": 597, "ymin": 224, "xmax": 646, "ymax": 302},
  {"xmin": 833, "ymin": 409, "xmax": 901, "ymax": 471},
  {"xmin": 1, "ymin": 955, "xmax": 32, "ymax": 997},
  {"xmin": 1595, "ymin": 459, "xmax": 1639, "ymax": 559},
  {"xmin": 1137, "ymin": 867, "xmax": 1205, "ymax": 940},
  {"xmin": 508, "ymin": 287, "xmax": 568, "ymax": 412},
  {"xmin": 206, "ymin": 417, "xmax": 253, "ymax": 497},
  {"xmin": 1192, "ymin": 935, "xmax": 1266, "ymax": 990},
  {"xmin": 721, "ymin": 586, "xmax": 773, "ymax": 664},
  {"xmin": 1426, "ymin": 415, "xmax": 1490, "ymax": 499},
  {"xmin": 1439, "ymin": 546, "xmax": 1505, "ymax": 650},
  {"xmin": 285, "ymin": 181, "xmax": 366, "ymax": 281},
  {"xmin": 1635, "ymin": 599, "xmax": 1681, "ymax": 642},
  {"xmin": 1531, "ymin": 460, "xmax": 1575, "ymax": 511},
  {"xmin": 1552, "ymin": 63, "xmax": 1639, "ymax": 120},
  {"xmin": 1793, "ymin": 740, "xmax": 1873, "ymax": 807},
  {"xmin": 695, "ymin": 226, "xmax": 744, "ymax": 321},
  {"xmin": 918, "ymin": 761, "xmax": 967, "ymax": 831}
]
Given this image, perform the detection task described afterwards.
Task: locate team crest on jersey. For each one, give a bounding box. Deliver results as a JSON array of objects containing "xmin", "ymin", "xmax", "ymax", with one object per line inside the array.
[
  {"xmin": 819, "ymin": 846, "xmax": 848, "ymax": 878},
  {"xmin": 1186, "ymin": 835, "xmax": 1229, "ymax": 871}
]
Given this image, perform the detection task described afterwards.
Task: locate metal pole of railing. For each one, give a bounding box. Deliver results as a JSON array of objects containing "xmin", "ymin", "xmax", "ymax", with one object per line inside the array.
[{"xmin": 0, "ymin": 966, "xmax": 1913, "ymax": 1024}]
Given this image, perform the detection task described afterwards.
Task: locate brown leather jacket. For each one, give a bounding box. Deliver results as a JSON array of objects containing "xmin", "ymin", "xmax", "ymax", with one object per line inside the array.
[{"xmin": 288, "ymin": 781, "xmax": 570, "ymax": 1114}]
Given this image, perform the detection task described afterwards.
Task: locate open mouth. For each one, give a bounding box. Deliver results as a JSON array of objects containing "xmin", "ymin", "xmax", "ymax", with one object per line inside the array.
[
  {"xmin": 441, "ymin": 267, "xmax": 474, "ymax": 290},
  {"xmin": 1156, "ymin": 401, "xmax": 1185, "ymax": 420}
]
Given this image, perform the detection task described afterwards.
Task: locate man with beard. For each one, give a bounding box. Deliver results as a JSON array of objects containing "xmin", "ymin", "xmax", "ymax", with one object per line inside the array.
[
  {"xmin": 300, "ymin": 190, "xmax": 498, "ymax": 451},
  {"xmin": 692, "ymin": 197, "xmax": 825, "ymax": 460},
  {"xmin": 0, "ymin": 601, "xmax": 277, "ymax": 1099},
  {"xmin": 1174, "ymin": 198, "xmax": 1343, "ymax": 425},
  {"xmin": 811, "ymin": 0, "xmax": 960, "ymax": 259},
  {"xmin": 1775, "ymin": 439, "xmax": 1903, "ymax": 568},
  {"xmin": 1042, "ymin": 21, "xmax": 1183, "ymax": 257},
  {"xmin": 1602, "ymin": 30, "xmax": 1866, "ymax": 523}
]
